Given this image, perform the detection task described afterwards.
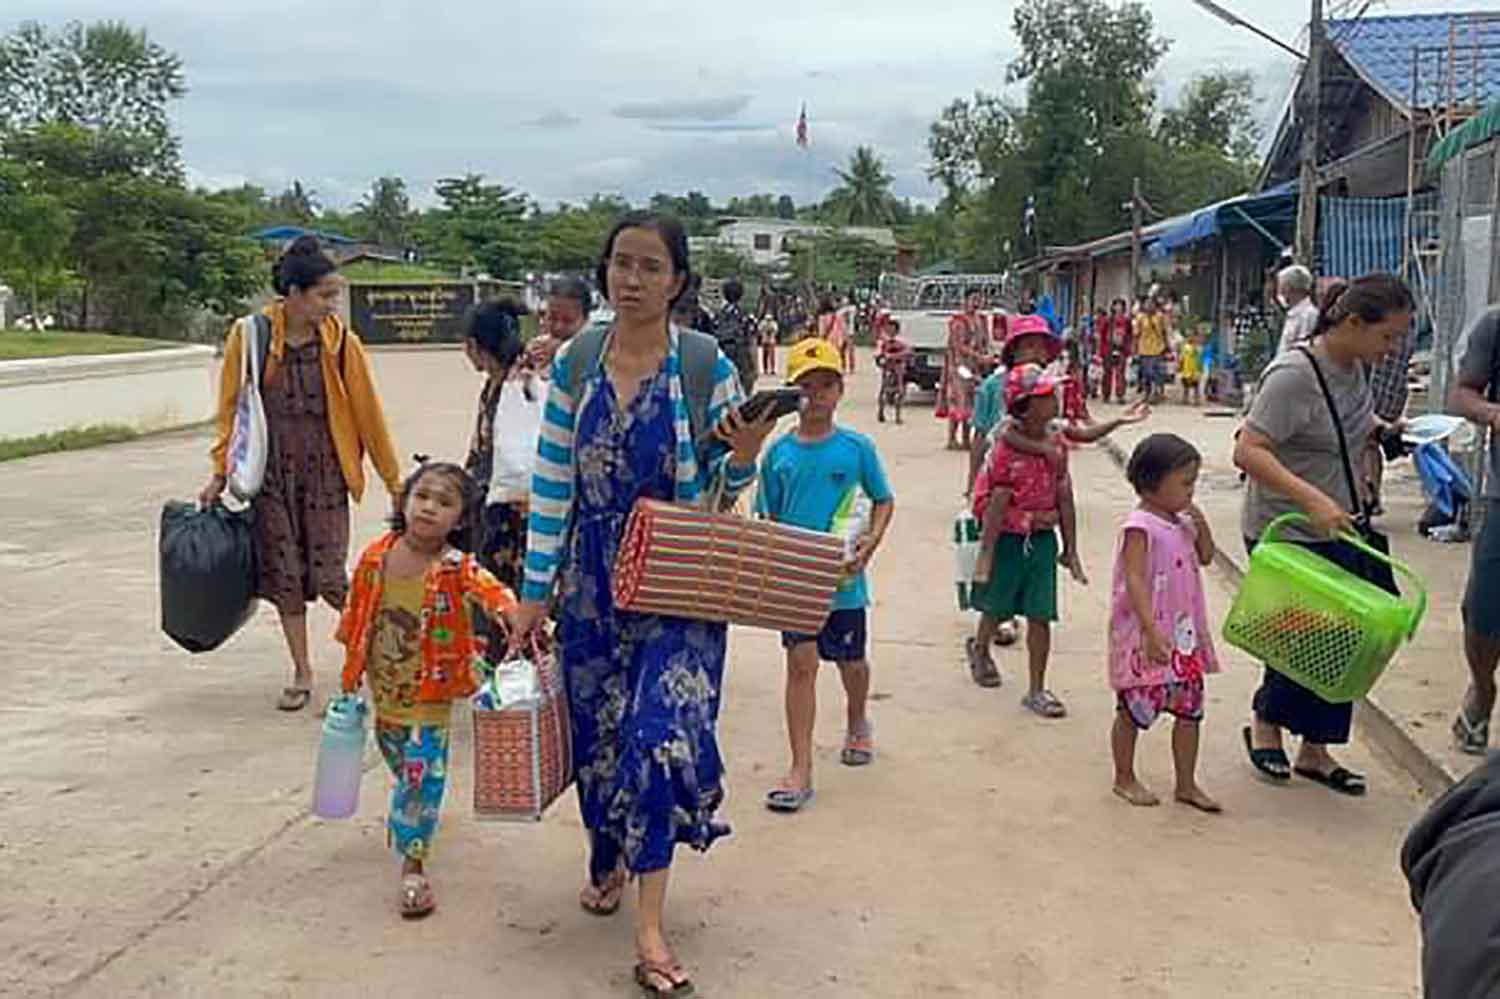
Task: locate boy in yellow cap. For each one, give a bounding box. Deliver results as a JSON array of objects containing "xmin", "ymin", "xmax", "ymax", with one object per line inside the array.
[{"xmin": 759, "ymin": 338, "xmax": 895, "ymax": 813}]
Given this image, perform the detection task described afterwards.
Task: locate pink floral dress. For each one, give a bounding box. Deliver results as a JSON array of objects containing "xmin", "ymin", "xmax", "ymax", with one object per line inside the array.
[{"xmin": 1108, "ymin": 510, "xmax": 1220, "ymax": 726}]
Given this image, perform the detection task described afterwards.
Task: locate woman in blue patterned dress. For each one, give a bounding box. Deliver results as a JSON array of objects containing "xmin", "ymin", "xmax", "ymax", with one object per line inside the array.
[{"xmin": 511, "ymin": 212, "xmax": 775, "ymax": 996}]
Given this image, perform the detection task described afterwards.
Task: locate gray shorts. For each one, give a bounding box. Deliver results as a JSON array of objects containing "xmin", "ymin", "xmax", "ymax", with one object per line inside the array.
[
  {"xmin": 1464, "ymin": 500, "xmax": 1500, "ymax": 638},
  {"xmin": 1139, "ymin": 355, "xmax": 1168, "ymax": 388}
]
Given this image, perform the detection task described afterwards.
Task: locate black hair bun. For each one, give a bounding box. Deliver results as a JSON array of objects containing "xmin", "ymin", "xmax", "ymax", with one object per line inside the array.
[{"xmin": 285, "ymin": 234, "xmax": 323, "ymax": 257}]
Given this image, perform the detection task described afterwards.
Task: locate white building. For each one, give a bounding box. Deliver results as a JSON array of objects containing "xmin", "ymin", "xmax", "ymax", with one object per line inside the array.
[{"xmin": 705, "ymin": 217, "xmax": 899, "ymax": 268}]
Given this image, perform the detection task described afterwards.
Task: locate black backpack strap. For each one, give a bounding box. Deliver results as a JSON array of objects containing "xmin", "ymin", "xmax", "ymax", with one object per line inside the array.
[
  {"xmin": 1296, "ymin": 345, "xmax": 1366, "ymax": 524},
  {"xmin": 564, "ymin": 321, "xmax": 609, "ymax": 392}
]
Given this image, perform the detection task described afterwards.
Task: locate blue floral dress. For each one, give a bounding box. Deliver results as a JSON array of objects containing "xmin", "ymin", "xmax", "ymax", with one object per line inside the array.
[{"xmin": 558, "ymin": 365, "xmax": 730, "ymax": 886}]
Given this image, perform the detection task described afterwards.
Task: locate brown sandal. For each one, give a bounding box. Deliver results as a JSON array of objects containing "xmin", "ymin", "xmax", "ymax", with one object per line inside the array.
[
  {"xmin": 579, "ymin": 867, "xmax": 626, "ymax": 917},
  {"xmin": 634, "ymin": 957, "xmax": 695, "ymax": 997}
]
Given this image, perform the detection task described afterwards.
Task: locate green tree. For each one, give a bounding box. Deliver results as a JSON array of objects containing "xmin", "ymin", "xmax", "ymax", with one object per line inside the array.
[
  {"xmin": 775, "ymin": 195, "xmax": 796, "ymax": 220},
  {"xmin": 786, "ymin": 231, "xmax": 893, "ymax": 290},
  {"xmin": 353, "ymin": 176, "xmax": 412, "ymax": 247},
  {"xmin": 1158, "ymin": 69, "xmax": 1261, "ymax": 163},
  {"xmin": 0, "ymin": 162, "xmax": 75, "ymax": 317},
  {"xmin": 824, "ymin": 146, "xmax": 896, "ymax": 226},
  {"xmin": 0, "ymin": 20, "xmax": 186, "ymax": 178},
  {"xmin": 526, "ymin": 202, "xmax": 614, "ymax": 273},
  {"xmin": 417, "ymin": 174, "xmax": 528, "ymax": 277}
]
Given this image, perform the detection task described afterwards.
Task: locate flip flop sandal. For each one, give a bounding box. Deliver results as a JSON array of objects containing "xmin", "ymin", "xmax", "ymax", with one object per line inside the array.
[
  {"xmin": 399, "ymin": 874, "xmax": 436, "ymax": 919},
  {"xmin": 276, "ymin": 686, "xmax": 312, "ymax": 712},
  {"xmin": 1021, "ymin": 690, "xmax": 1067, "ymax": 719},
  {"xmin": 1241, "ymin": 725, "xmax": 1291, "ymax": 782},
  {"xmin": 840, "ymin": 726, "xmax": 875, "ymax": 767},
  {"xmin": 1453, "ymin": 709, "xmax": 1490, "ymax": 756},
  {"xmin": 579, "ymin": 868, "xmax": 627, "ymax": 917},
  {"xmin": 1294, "ymin": 766, "xmax": 1367, "ymax": 797},
  {"xmin": 634, "ymin": 958, "xmax": 695, "ymax": 998},
  {"xmin": 966, "ymin": 637, "xmax": 1002, "ymax": 688},
  {"xmin": 765, "ymin": 785, "xmax": 815, "ymax": 813}
]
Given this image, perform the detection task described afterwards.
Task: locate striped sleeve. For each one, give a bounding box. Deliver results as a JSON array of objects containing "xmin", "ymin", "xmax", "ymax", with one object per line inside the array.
[
  {"xmin": 704, "ymin": 352, "xmax": 757, "ymax": 499},
  {"xmin": 522, "ymin": 348, "xmax": 578, "ymax": 603}
]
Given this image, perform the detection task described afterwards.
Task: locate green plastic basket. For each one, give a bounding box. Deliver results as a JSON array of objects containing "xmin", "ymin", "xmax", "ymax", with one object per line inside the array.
[{"xmin": 1222, "ymin": 514, "xmax": 1427, "ymax": 703}]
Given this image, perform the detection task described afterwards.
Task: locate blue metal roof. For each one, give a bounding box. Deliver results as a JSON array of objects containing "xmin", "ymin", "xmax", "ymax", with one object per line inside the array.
[
  {"xmin": 1327, "ymin": 13, "xmax": 1500, "ymax": 112},
  {"xmin": 249, "ymin": 225, "xmax": 357, "ymax": 245}
]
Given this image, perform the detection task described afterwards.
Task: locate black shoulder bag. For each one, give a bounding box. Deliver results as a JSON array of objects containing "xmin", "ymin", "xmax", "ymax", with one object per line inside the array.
[{"xmin": 1296, "ymin": 345, "xmax": 1400, "ymax": 595}]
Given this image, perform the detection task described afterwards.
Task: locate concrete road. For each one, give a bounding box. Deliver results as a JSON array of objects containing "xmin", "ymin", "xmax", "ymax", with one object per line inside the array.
[{"xmin": 0, "ymin": 350, "xmax": 1426, "ymax": 998}]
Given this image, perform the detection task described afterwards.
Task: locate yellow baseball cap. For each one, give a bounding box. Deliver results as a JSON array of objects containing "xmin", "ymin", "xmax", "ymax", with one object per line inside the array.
[{"xmin": 785, "ymin": 337, "xmax": 844, "ymax": 385}]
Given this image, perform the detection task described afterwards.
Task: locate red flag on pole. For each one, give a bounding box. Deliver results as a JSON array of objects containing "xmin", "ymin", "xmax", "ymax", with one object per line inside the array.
[{"xmin": 795, "ymin": 104, "xmax": 808, "ymax": 148}]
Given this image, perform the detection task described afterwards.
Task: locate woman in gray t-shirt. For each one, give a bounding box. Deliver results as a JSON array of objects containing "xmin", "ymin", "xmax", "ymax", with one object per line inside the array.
[{"xmin": 1233, "ymin": 274, "xmax": 1413, "ymax": 795}]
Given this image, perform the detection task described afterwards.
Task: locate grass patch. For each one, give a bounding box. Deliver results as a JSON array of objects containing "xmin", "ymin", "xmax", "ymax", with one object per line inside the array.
[
  {"xmin": 0, "ymin": 424, "xmax": 141, "ymax": 462},
  {"xmin": 343, "ymin": 260, "xmax": 456, "ymax": 282},
  {"xmin": 0, "ymin": 330, "xmax": 177, "ymax": 361}
]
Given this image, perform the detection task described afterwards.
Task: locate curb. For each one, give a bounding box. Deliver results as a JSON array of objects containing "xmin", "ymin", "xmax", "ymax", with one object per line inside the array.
[{"xmin": 1097, "ymin": 436, "xmax": 1459, "ymax": 796}]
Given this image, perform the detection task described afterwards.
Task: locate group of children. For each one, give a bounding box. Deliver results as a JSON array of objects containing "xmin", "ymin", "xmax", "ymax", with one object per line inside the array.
[
  {"xmin": 334, "ymin": 311, "xmax": 1227, "ymax": 922},
  {"xmin": 961, "ymin": 312, "xmax": 1222, "ymax": 810}
]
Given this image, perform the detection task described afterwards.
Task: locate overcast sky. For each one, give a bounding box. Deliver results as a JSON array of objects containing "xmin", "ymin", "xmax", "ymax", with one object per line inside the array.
[{"xmin": 7, "ymin": 0, "xmax": 1484, "ymax": 209}]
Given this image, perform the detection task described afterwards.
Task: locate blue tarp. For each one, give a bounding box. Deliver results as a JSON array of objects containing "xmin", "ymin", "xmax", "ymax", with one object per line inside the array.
[
  {"xmin": 1413, "ymin": 442, "xmax": 1473, "ymax": 523},
  {"xmin": 1151, "ymin": 182, "xmax": 1298, "ymax": 257}
]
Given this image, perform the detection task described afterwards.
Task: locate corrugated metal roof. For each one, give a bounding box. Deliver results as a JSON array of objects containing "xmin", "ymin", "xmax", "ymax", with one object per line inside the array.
[{"xmin": 1327, "ymin": 13, "xmax": 1500, "ymax": 113}]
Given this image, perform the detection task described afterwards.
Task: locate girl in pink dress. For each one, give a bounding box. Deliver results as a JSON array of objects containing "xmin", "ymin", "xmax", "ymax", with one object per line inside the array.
[{"xmin": 1109, "ymin": 433, "xmax": 1222, "ymax": 812}]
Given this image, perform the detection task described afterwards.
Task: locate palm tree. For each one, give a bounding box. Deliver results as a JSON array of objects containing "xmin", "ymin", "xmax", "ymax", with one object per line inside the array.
[
  {"xmin": 270, "ymin": 180, "xmax": 319, "ymax": 224},
  {"xmin": 826, "ymin": 147, "xmax": 895, "ymax": 226},
  {"xmin": 355, "ymin": 176, "xmax": 411, "ymax": 247}
]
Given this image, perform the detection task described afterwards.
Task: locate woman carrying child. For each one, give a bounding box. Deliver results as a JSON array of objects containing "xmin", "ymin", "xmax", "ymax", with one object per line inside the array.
[
  {"xmin": 337, "ymin": 460, "xmax": 517, "ymax": 917},
  {"xmin": 1109, "ymin": 434, "xmax": 1221, "ymax": 812}
]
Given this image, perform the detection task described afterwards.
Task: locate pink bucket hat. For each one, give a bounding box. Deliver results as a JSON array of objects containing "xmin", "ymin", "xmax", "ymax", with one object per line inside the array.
[{"xmin": 1001, "ymin": 314, "xmax": 1061, "ymax": 365}]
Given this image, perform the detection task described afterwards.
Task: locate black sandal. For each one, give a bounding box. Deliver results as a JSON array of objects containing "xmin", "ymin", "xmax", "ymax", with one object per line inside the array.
[
  {"xmin": 1294, "ymin": 765, "xmax": 1367, "ymax": 797},
  {"xmin": 966, "ymin": 637, "xmax": 1001, "ymax": 688},
  {"xmin": 1241, "ymin": 726, "xmax": 1291, "ymax": 782}
]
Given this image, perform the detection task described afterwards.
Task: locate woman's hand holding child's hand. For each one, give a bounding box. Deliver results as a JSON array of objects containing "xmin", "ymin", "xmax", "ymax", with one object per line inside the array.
[{"xmin": 505, "ymin": 601, "xmax": 549, "ymax": 656}]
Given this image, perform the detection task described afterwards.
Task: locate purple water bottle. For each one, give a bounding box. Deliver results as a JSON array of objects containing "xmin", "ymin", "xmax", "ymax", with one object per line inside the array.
[{"xmin": 312, "ymin": 693, "xmax": 367, "ymax": 819}]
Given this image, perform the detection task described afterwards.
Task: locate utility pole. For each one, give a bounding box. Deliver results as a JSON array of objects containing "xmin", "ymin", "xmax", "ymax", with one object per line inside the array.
[
  {"xmin": 1130, "ymin": 176, "xmax": 1143, "ymax": 297},
  {"xmin": 1294, "ymin": 0, "xmax": 1323, "ymax": 267}
]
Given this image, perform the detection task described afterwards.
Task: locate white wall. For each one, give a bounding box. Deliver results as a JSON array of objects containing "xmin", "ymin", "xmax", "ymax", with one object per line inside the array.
[{"xmin": 0, "ymin": 346, "xmax": 217, "ymax": 440}]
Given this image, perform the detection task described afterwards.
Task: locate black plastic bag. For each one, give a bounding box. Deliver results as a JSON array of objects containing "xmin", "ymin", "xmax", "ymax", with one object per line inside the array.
[{"xmin": 159, "ymin": 501, "xmax": 257, "ymax": 653}]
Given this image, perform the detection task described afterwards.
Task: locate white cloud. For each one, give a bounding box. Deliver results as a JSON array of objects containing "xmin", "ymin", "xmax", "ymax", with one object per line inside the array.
[{"xmin": 8, "ymin": 0, "xmax": 1486, "ymax": 208}]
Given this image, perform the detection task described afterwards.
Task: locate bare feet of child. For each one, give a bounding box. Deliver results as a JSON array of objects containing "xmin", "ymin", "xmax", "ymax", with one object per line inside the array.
[
  {"xmin": 1174, "ymin": 784, "xmax": 1222, "ymax": 813},
  {"xmin": 1112, "ymin": 779, "xmax": 1161, "ymax": 807}
]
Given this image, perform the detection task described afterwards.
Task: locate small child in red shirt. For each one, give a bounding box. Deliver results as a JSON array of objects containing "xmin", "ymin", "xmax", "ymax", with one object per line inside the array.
[
  {"xmin": 967, "ymin": 364, "xmax": 1088, "ymax": 718},
  {"xmin": 876, "ymin": 320, "xmax": 912, "ymax": 424}
]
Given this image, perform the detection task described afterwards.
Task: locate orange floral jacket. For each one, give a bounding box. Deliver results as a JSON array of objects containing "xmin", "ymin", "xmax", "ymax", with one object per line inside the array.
[{"xmin": 338, "ymin": 533, "xmax": 517, "ymax": 701}]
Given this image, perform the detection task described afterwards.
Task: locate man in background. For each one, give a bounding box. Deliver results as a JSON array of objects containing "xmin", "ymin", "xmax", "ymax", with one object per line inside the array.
[{"xmin": 715, "ymin": 278, "xmax": 757, "ymax": 392}]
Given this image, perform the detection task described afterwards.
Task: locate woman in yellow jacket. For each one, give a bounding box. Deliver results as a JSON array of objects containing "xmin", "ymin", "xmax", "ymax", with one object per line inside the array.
[{"xmin": 200, "ymin": 237, "xmax": 401, "ymax": 711}]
